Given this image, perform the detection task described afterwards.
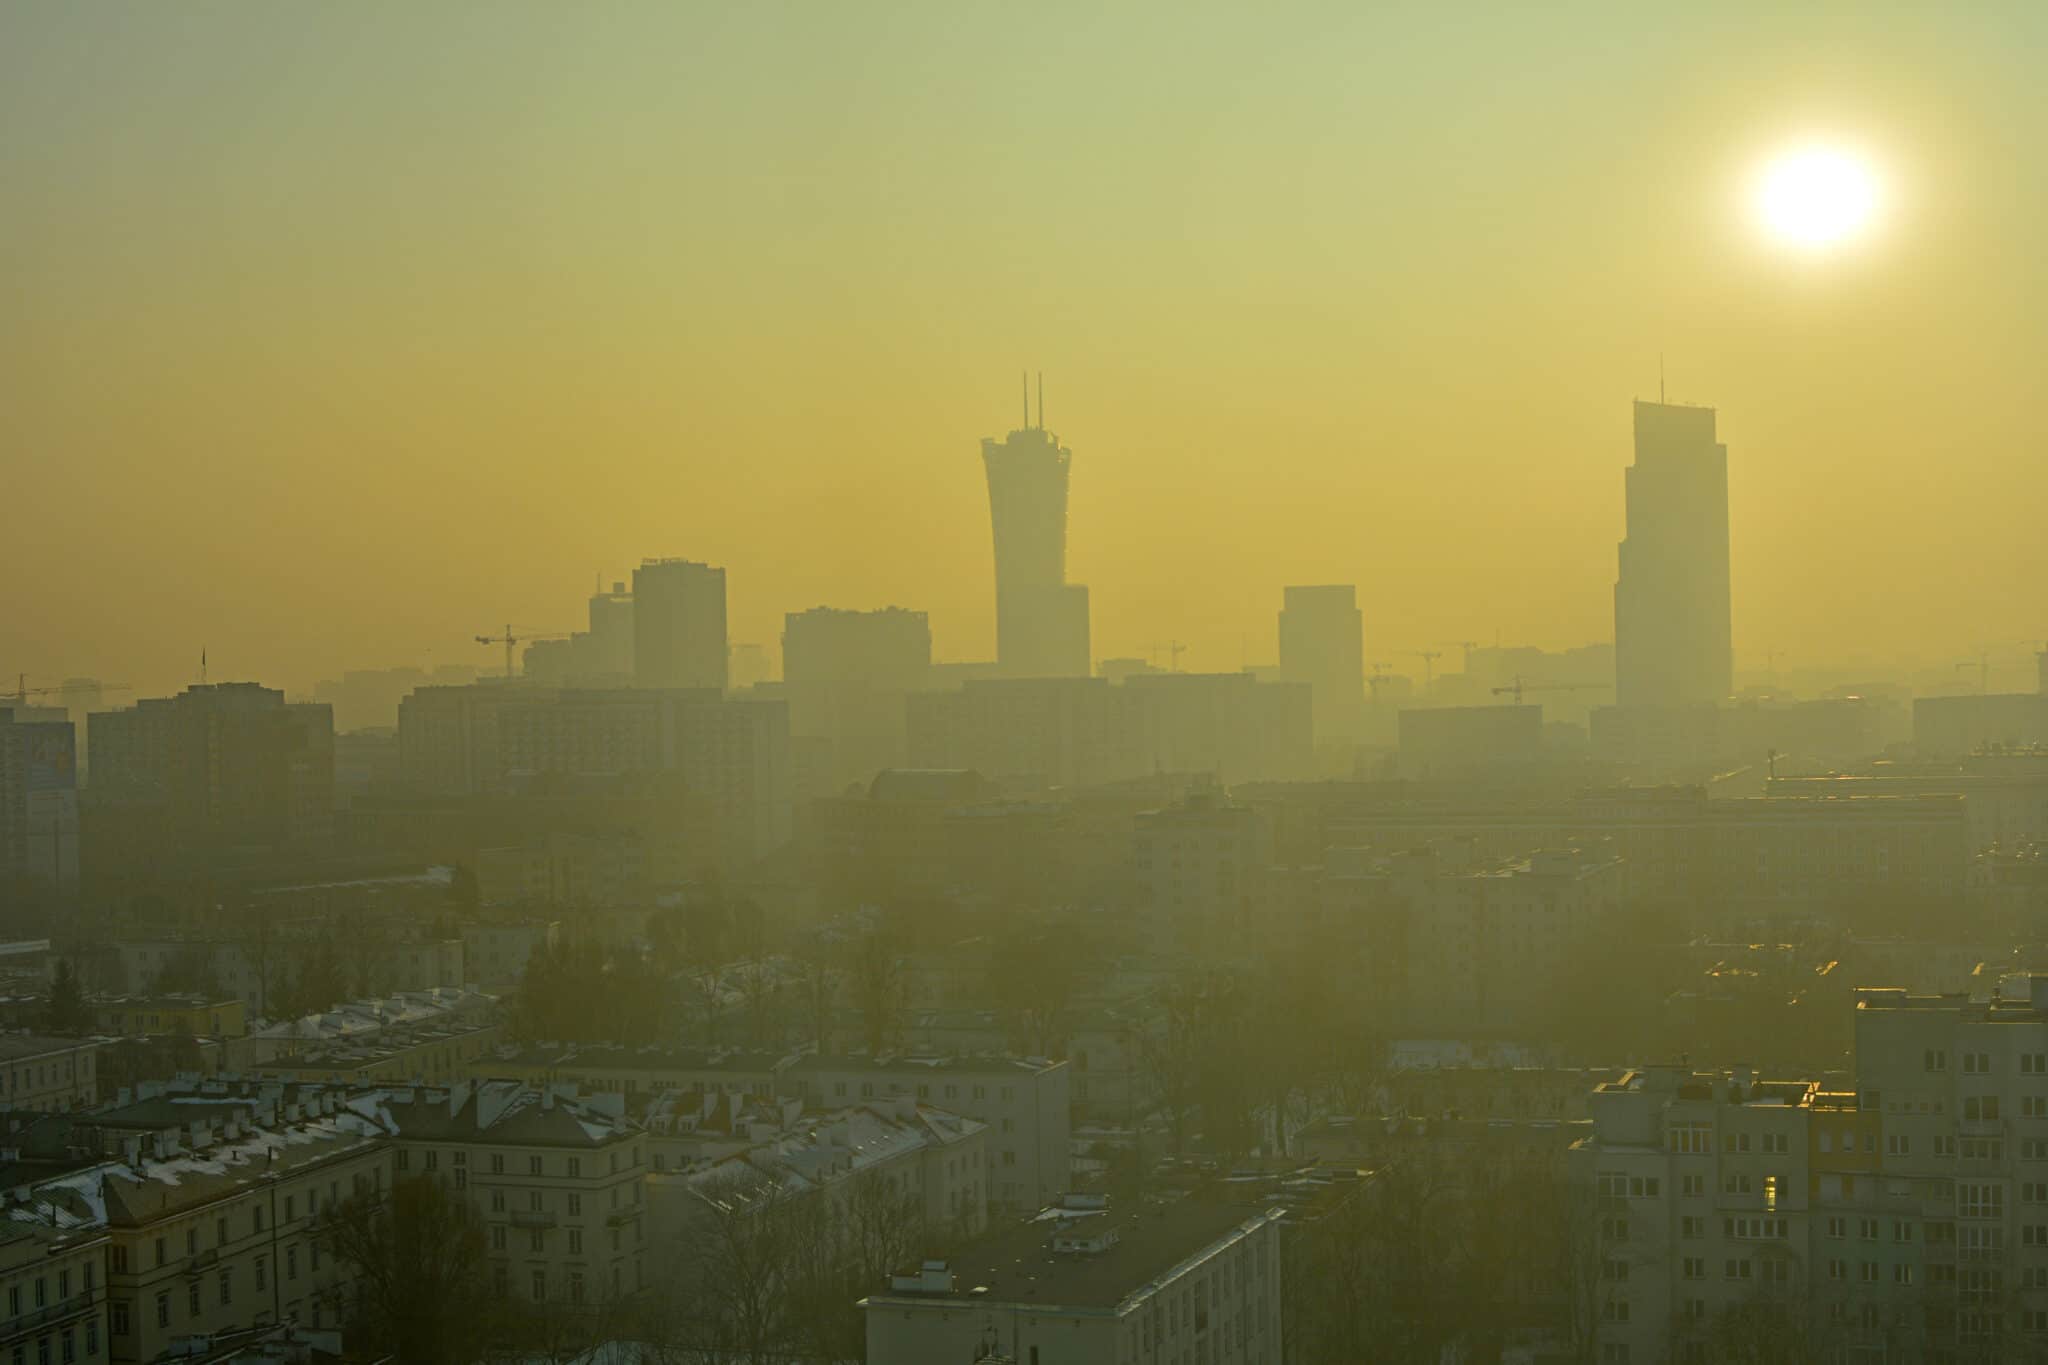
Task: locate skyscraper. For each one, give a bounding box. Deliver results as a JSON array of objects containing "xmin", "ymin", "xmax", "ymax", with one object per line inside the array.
[
  {"xmin": 1278, "ymin": 584, "xmax": 1365, "ymax": 743},
  {"xmin": 981, "ymin": 375, "xmax": 1089, "ymax": 678},
  {"xmin": 1614, "ymin": 400, "xmax": 1732, "ymax": 708},
  {"xmin": 633, "ymin": 558, "xmax": 727, "ymax": 691}
]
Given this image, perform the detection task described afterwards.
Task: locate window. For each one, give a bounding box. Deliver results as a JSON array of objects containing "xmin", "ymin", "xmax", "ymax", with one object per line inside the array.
[
  {"xmin": 111, "ymin": 1302, "xmax": 129, "ymax": 1336},
  {"xmin": 2025, "ymin": 1225, "xmax": 2048, "ymax": 1248},
  {"xmin": 1602, "ymin": 1258, "xmax": 1629, "ymax": 1282},
  {"xmin": 1682, "ymin": 1173, "xmax": 1705, "ymax": 1197},
  {"xmin": 254, "ymin": 1257, "xmax": 266, "ymax": 1293},
  {"xmin": 1722, "ymin": 1173, "xmax": 1752, "ymax": 1195},
  {"xmin": 154, "ymin": 1293, "xmax": 168, "ymax": 1329},
  {"xmin": 1964, "ymin": 1052, "xmax": 1991, "ymax": 1074},
  {"xmin": 284, "ymin": 1195, "xmax": 295, "ymax": 1222},
  {"xmin": 1895, "ymin": 1219, "xmax": 1916, "ymax": 1242},
  {"xmin": 217, "ymin": 1268, "xmax": 231, "ymax": 1306},
  {"xmin": 1961, "ymin": 1184, "xmax": 2006, "ymax": 1219},
  {"xmin": 531, "ymin": 1270, "xmax": 546, "ymax": 1302},
  {"xmin": 1860, "ymin": 1261, "xmax": 1879, "ymax": 1283},
  {"xmin": 2028, "ymin": 1097, "xmax": 2048, "ymax": 1120},
  {"xmin": 1859, "ymin": 1218, "xmax": 1879, "ymax": 1240},
  {"xmin": 396, "ymin": 1150, "xmax": 410, "ymax": 1171},
  {"xmin": 1723, "ymin": 1258, "xmax": 1753, "ymax": 1281},
  {"xmin": 1827, "ymin": 1216, "xmax": 1847, "ymax": 1239},
  {"xmin": 2023, "ymin": 1053, "xmax": 2046, "ymax": 1075},
  {"xmin": 567, "ymin": 1157, "xmax": 581, "ymax": 1178},
  {"xmin": 186, "ymin": 1282, "xmax": 199, "ymax": 1317},
  {"xmin": 1936, "ymin": 1135, "xmax": 1958, "ymax": 1157},
  {"xmin": 1828, "ymin": 1258, "xmax": 1847, "ymax": 1281},
  {"xmin": 1888, "ymin": 1134, "xmax": 1911, "ymax": 1156},
  {"xmin": 1669, "ymin": 1123, "xmax": 1712, "ymax": 1155},
  {"xmin": 1761, "ymin": 1132, "xmax": 1789, "ymax": 1155},
  {"xmin": 1965, "ymin": 1096, "xmax": 2002, "ymax": 1122},
  {"xmin": 491, "ymin": 1154, "xmax": 505, "ymax": 1175},
  {"xmin": 2026, "ymin": 1138, "xmax": 2048, "ymax": 1161},
  {"xmin": 2028, "ymin": 1182, "xmax": 2048, "ymax": 1204},
  {"xmin": 529, "ymin": 1229, "xmax": 544, "ymax": 1253},
  {"xmin": 1728, "ymin": 1133, "xmax": 1752, "ymax": 1154},
  {"xmin": 287, "ymin": 1247, "xmax": 297, "ymax": 1281},
  {"xmin": 491, "ymin": 1190, "xmax": 505, "ymax": 1213},
  {"xmin": 491, "ymin": 1227, "xmax": 506, "ymax": 1251},
  {"xmin": 252, "ymin": 1207, "xmax": 264, "ymax": 1234},
  {"xmin": 568, "ymin": 1230, "xmax": 582, "ymax": 1255},
  {"xmin": 529, "ymin": 1156, "xmax": 543, "ymax": 1177},
  {"xmin": 568, "ymin": 1193, "xmax": 581, "ymax": 1217},
  {"xmin": 1680, "ymin": 1215, "xmax": 1705, "ymax": 1238},
  {"xmin": 1601, "ymin": 1299, "xmax": 1630, "ymax": 1323},
  {"xmin": 1896, "ymin": 1264, "xmax": 1916, "ymax": 1286},
  {"xmin": 1682, "ymin": 1257, "xmax": 1706, "ymax": 1280}
]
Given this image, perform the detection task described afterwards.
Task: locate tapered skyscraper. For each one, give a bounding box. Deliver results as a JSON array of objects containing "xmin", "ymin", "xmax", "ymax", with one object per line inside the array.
[
  {"xmin": 982, "ymin": 375, "xmax": 1089, "ymax": 678},
  {"xmin": 1614, "ymin": 400, "xmax": 1732, "ymax": 708}
]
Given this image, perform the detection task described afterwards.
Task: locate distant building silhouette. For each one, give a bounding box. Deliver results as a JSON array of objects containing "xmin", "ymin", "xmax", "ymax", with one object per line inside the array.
[
  {"xmin": 782, "ymin": 606, "xmax": 932, "ymax": 790},
  {"xmin": 525, "ymin": 580, "xmax": 636, "ymax": 687},
  {"xmin": 633, "ymin": 558, "xmax": 727, "ymax": 691},
  {"xmin": 1278, "ymin": 584, "xmax": 1365, "ymax": 743},
  {"xmin": 1614, "ymin": 400, "xmax": 1732, "ymax": 708},
  {"xmin": 0, "ymin": 706, "xmax": 78, "ymax": 895},
  {"xmin": 982, "ymin": 377, "xmax": 1089, "ymax": 678}
]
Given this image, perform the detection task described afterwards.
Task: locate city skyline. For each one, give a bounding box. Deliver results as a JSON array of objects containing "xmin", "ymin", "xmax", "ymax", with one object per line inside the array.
[{"xmin": 8, "ymin": 4, "xmax": 2048, "ymax": 697}]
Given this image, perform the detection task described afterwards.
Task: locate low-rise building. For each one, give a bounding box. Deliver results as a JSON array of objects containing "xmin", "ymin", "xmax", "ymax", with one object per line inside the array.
[
  {"xmin": 861, "ymin": 1193, "xmax": 1287, "ymax": 1365},
  {"xmin": 383, "ymin": 1079, "xmax": 648, "ymax": 1308},
  {"xmin": 89, "ymin": 996, "xmax": 245, "ymax": 1040},
  {"xmin": 780, "ymin": 1054, "xmax": 1069, "ymax": 1215},
  {"xmin": 0, "ymin": 1222, "xmax": 107, "ymax": 1365},
  {"xmin": 0, "ymin": 1036, "xmax": 99, "ymax": 1113}
]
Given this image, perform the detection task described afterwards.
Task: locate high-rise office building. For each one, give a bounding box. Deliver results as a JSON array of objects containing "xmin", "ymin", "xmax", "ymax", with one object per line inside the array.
[
  {"xmin": 982, "ymin": 376, "xmax": 1089, "ymax": 678},
  {"xmin": 1614, "ymin": 400, "xmax": 1733, "ymax": 708},
  {"xmin": 633, "ymin": 558, "xmax": 727, "ymax": 691},
  {"xmin": 1278, "ymin": 584, "xmax": 1365, "ymax": 743}
]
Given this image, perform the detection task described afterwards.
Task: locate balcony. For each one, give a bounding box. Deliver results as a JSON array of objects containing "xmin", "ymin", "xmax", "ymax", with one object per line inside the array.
[
  {"xmin": 180, "ymin": 1248, "xmax": 219, "ymax": 1277},
  {"xmin": 605, "ymin": 1208, "xmax": 638, "ymax": 1228},
  {"xmin": 511, "ymin": 1210, "xmax": 557, "ymax": 1229}
]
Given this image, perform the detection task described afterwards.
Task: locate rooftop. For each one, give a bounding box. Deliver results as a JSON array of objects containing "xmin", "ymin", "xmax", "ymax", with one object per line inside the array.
[{"xmin": 868, "ymin": 1194, "xmax": 1279, "ymax": 1313}]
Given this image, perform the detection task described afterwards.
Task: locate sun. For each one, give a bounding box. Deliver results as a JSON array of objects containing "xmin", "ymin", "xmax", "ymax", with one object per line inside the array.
[{"xmin": 1754, "ymin": 144, "xmax": 1881, "ymax": 249}]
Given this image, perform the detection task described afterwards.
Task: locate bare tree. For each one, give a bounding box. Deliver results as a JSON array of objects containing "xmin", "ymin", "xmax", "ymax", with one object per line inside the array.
[{"xmin": 317, "ymin": 1173, "xmax": 495, "ymax": 1365}]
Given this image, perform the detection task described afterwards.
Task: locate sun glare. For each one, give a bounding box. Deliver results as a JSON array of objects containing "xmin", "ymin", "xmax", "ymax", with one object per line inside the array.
[{"xmin": 1755, "ymin": 144, "xmax": 1881, "ymax": 249}]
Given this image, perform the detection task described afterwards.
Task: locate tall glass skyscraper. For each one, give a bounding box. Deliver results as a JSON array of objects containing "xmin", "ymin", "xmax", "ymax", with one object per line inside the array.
[
  {"xmin": 1614, "ymin": 400, "xmax": 1732, "ymax": 708},
  {"xmin": 981, "ymin": 376, "xmax": 1090, "ymax": 678}
]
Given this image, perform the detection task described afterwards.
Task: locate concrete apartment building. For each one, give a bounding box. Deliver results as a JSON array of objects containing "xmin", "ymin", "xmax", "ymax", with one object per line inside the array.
[
  {"xmin": 781, "ymin": 606, "xmax": 933, "ymax": 792},
  {"xmin": 862, "ymin": 1194, "xmax": 1287, "ymax": 1365},
  {"xmin": 383, "ymin": 1079, "xmax": 647, "ymax": 1307},
  {"xmin": 781, "ymin": 1054, "xmax": 1069, "ymax": 1215},
  {"xmin": 0, "ymin": 1036, "xmax": 100, "ymax": 1113},
  {"xmin": 0, "ymin": 707, "xmax": 79, "ymax": 897},
  {"xmin": 1315, "ymin": 844, "xmax": 1626, "ymax": 1035},
  {"xmin": 1278, "ymin": 584, "xmax": 1365, "ymax": 745},
  {"xmin": 474, "ymin": 1043, "xmax": 792, "ymax": 1100},
  {"xmin": 1134, "ymin": 790, "xmax": 1274, "ymax": 955},
  {"xmin": 632, "ymin": 558, "xmax": 727, "ymax": 692},
  {"xmin": 1577, "ymin": 974, "xmax": 2048, "ymax": 1365}
]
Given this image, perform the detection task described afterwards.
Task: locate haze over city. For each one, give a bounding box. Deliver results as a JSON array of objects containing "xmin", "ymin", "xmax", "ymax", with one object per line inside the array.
[
  {"xmin": 8, "ymin": 5, "xmax": 2048, "ymax": 1365},
  {"xmin": 7, "ymin": 3, "xmax": 2048, "ymax": 698}
]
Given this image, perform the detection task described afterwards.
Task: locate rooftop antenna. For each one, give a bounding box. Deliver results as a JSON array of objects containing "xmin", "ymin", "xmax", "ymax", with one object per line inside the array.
[
  {"xmin": 1036, "ymin": 372, "xmax": 1044, "ymax": 430},
  {"xmin": 201, "ymin": 648, "xmax": 208, "ymax": 687}
]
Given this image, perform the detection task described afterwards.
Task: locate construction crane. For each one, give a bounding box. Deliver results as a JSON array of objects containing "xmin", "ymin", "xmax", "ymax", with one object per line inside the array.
[
  {"xmin": 1490, "ymin": 676, "xmax": 1610, "ymax": 705},
  {"xmin": 1148, "ymin": 641, "xmax": 1188, "ymax": 673},
  {"xmin": 1367, "ymin": 661, "xmax": 1398, "ymax": 699},
  {"xmin": 8, "ymin": 676, "xmax": 132, "ymax": 707},
  {"xmin": 1404, "ymin": 650, "xmax": 1444, "ymax": 687},
  {"xmin": 475, "ymin": 625, "xmax": 569, "ymax": 680}
]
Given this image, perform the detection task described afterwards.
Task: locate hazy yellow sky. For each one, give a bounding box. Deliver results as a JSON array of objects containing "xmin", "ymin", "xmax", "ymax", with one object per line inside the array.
[{"xmin": 6, "ymin": 2, "xmax": 2044, "ymax": 698}]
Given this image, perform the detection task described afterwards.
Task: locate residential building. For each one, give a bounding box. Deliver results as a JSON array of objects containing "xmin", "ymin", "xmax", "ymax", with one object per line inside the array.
[
  {"xmin": 383, "ymin": 1080, "xmax": 648, "ymax": 1307},
  {"xmin": 89, "ymin": 996, "xmax": 245, "ymax": 1040},
  {"xmin": 1134, "ymin": 790, "xmax": 1273, "ymax": 955},
  {"xmin": 0, "ymin": 1221, "xmax": 106, "ymax": 1365},
  {"xmin": 781, "ymin": 1054, "xmax": 1069, "ymax": 1215},
  {"xmin": 1278, "ymin": 585, "xmax": 1365, "ymax": 744},
  {"xmin": 633, "ymin": 558, "xmax": 726, "ymax": 692},
  {"xmin": 86, "ymin": 684, "xmax": 334, "ymax": 854},
  {"xmin": 862, "ymin": 1193, "xmax": 1286, "ymax": 1365},
  {"xmin": 1914, "ymin": 694, "xmax": 2048, "ymax": 758},
  {"xmin": 0, "ymin": 708, "xmax": 79, "ymax": 896},
  {"xmin": 782, "ymin": 606, "xmax": 932, "ymax": 791},
  {"xmin": 0, "ymin": 1036, "xmax": 99, "ymax": 1113},
  {"xmin": 472, "ymin": 1043, "xmax": 792, "ymax": 1100},
  {"xmin": 461, "ymin": 920, "xmax": 560, "ymax": 992},
  {"xmin": 1122, "ymin": 672, "xmax": 1315, "ymax": 783},
  {"xmin": 1613, "ymin": 400, "xmax": 1732, "ymax": 709}
]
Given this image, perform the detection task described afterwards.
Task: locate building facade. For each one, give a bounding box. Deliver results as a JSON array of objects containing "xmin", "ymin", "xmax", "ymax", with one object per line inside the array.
[
  {"xmin": 632, "ymin": 558, "xmax": 727, "ymax": 692},
  {"xmin": 1613, "ymin": 401, "xmax": 1732, "ymax": 710},
  {"xmin": 982, "ymin": 389, "xmax": 1090, "ymax": 679},
  {"xmin": 1278, "ymin": 585, "xmax": 1365, "ymax": 745}
]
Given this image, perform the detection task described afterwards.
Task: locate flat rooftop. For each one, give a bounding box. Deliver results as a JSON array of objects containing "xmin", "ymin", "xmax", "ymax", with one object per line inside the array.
[{"xmin": 874, "ymin": 1196, "xmax": 1275, "ymax": 1313}]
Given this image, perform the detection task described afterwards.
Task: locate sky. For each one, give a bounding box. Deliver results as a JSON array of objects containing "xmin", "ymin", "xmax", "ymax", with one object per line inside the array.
[{"xmin": 5, "ymin": 1, "xmax": 2046, "ymax": 699}]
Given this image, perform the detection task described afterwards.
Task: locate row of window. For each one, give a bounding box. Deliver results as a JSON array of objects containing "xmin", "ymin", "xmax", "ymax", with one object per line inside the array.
[
  {"xmin": 110, "ymin": 1246, "xmax": 314, "ymax": 1335},
  {"xmin": 0, "ymin": 1264, "xmax": 94, "ymax": 1321},
  {"xmin": 395, "ymin": 1146, "xmax": 637, "ymax": 1177}
]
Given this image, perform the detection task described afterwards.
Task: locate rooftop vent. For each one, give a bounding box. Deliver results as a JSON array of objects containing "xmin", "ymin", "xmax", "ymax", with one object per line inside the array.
[
  {"xmin": 1052, "ymin": 1227, "xmax": 1121, "ymax": 1256},
  {"xmin": 889, "ymin": 1260, "xmax": 955, "ymax": 1294}
]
